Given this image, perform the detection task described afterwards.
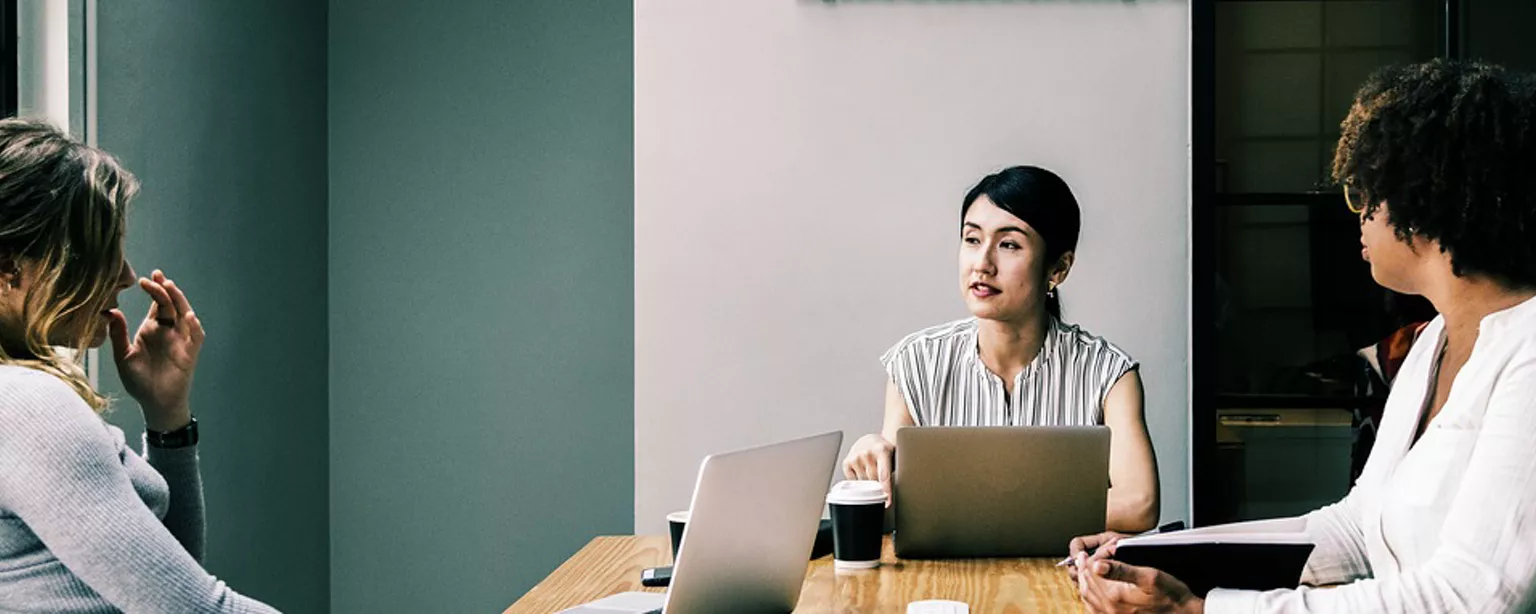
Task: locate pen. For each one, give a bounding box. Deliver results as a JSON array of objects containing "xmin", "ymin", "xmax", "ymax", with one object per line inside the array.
[{"xmin": 1056, "ymin": 521, "xmax": 1184, "ymax": 568}]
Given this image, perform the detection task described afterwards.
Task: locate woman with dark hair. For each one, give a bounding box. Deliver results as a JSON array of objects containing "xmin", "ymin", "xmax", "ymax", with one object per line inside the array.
[
  {"xmin": 1074, "ymin": 59, "xmax": 1536, "ymax": 614},
  {"xmin": 0, "ymin": 119, "xmax": 277, "ymax": 612},
  {"xmin": 843, "ymin": 165, "xmax": 1161, "ymax": 533}
]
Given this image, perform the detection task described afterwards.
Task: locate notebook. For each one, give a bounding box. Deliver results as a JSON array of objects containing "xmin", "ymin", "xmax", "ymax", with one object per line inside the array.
[{"xmin": 1112, "ymin": 517, "xmax": 1315, "ymax": 597}]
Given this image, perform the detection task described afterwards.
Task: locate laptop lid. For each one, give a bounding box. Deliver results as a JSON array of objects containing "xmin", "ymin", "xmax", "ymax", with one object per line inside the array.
[
  {"xmin": 663, "ymin": 430, "xmax": 843, "ymax": 613},
  {"xmin": 892, "ymin": 426, "xmax": 1109, "ymax": 558}
]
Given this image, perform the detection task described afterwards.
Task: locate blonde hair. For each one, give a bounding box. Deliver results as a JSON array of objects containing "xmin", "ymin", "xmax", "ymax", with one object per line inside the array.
[{"xmin": 0, "ymin": 119, "xmax": 136, "ymax": 410}]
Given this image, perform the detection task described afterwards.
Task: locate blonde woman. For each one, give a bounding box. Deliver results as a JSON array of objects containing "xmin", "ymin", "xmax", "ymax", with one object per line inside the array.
[{"xmin": 0, "ymin": 120, "xmax": 276, "ymax": 612}]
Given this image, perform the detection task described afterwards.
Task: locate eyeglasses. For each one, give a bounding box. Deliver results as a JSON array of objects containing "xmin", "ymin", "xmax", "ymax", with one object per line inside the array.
[{"xmin": 1343, "ymin": 183, "xmax": 1367, "ymax": 215}]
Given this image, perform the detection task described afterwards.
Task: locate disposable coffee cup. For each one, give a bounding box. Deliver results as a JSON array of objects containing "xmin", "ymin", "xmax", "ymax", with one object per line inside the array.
[
  {"xmin": 827, "ymin": 480, "xmax": 885, "ymax": 570},
  {"xmin": 666, "ymin": 510, "xmax": 690, "ymax": 560}
]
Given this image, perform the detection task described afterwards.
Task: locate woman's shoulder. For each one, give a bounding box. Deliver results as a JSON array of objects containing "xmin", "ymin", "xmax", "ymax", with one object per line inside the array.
[
  {"xmin": 0, "ymin": 365, "xmax": 100, "ymax": 430},
  {"xmin": 0, "ymin": 363, "xmax": 86, "ymax": 395},
  {"xmin": 883, "ymin": 318, "xmax": 977, "ymax": 359},
  {"xmin": 1481, "ymin": 296, "xmax": 1536, "ymax": 366},
  {"xmin": 1054, "ymin": 320, "xmax": 1137, "ymax": 367}
]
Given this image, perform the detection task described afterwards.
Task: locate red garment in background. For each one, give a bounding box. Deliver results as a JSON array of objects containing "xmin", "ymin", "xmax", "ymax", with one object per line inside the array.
[
  {"xmin": 1378, "ymin": 322, "xmax": 1430, "ymax": 385},
  {"xmin": 1350, "ymin": 321, "xmax": 1430, "ymax": 483}
]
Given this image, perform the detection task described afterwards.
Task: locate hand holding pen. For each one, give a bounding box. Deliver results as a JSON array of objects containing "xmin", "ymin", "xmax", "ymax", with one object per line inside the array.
[{"xmin": 1058, "ymin": 521, "xmax": 1185, "ymax": 581}]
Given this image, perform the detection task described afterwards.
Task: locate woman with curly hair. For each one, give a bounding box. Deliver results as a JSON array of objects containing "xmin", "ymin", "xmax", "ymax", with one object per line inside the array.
[{"xmin": 1071, "ymin": 59, "xmax": 1536, "ymax": 613}]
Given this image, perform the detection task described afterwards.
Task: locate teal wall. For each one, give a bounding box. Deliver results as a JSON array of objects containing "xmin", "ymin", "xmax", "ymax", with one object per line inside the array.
[
  {"xmin": 327, "ymin": 1, "xmax": 635, "ymax": 611},
  {"xmin": 96, "ymin": 1, "xmax": 330, "ymax": 612}
]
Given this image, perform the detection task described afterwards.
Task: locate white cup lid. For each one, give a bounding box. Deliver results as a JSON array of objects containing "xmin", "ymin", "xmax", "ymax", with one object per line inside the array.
[
  {"xmin": 827, "ymin": 480, "xmax": 886, "ymax": 505},
  {"xmin": 666, "ymin": 510, "xmax": 690, "ymax": 523}
]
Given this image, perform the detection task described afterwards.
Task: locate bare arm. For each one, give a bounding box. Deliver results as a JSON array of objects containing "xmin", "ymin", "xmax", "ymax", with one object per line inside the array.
[
  {"xmin": 843, "ymin": 379, "xmax": 917, "ymax": 501},
  {"xmin": 1103, "ymin": 369, "xmax": 1159, "ymax": 533},
  {"xmin": 879, "ymin": 378, "xmax": 916, "ymax": 441}
]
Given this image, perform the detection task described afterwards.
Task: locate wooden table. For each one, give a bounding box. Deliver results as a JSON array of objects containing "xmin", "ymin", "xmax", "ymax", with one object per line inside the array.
[{"xmin": 506, "ymin": 536, "xmax": 1085, "ymax": 613}]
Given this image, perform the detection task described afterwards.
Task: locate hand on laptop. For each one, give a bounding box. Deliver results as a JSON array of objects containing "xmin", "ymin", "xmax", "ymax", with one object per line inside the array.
[
  {"xmin": 842, "ymin": 434, "xmax": 896, "ymax": 506},
  {"xmin": 1065, "ymin": 531, "xmax": 1127, "ymax": 582}
]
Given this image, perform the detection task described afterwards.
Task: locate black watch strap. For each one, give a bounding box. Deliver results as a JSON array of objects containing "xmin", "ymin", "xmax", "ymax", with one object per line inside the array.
[{"xmin": 146, "ymin": 417, "xmax": 199, "ymax": 449}]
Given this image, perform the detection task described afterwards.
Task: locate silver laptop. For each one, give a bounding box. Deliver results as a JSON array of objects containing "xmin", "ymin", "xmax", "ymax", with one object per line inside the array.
[
  {"xmin": 564, "ymin": 431, "xmax": 842, "ymax": 614},
  {"xmin": 893, "ymin": 426, "xmax": 1110, "ymax": 558}
]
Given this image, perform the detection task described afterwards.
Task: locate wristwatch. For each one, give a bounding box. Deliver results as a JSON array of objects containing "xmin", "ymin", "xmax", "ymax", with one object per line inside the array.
[{"xmin": 146, "ymin": 417, "xmax": 199, "ymax": 449}]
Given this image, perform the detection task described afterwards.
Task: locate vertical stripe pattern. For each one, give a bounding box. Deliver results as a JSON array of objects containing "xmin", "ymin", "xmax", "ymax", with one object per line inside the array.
[{"xmin": 880, "ymin": 317, "xmax": 1137, "ymax": 427}]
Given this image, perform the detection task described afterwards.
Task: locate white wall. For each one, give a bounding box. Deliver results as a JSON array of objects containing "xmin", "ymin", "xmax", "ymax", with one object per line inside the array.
[
  {"xmin": 635, "ymin": 0, "xmax": 1190, "ymax": 534},
  {"xmin": 14, "ymin": 0, "xmax": 71, "ymax": 128}
]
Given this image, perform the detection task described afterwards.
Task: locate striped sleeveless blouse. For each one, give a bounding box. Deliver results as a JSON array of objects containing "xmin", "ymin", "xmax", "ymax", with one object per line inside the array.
[{"xmin": 880, "ymin": 317, "xmax": 1137, "ymax": 427}]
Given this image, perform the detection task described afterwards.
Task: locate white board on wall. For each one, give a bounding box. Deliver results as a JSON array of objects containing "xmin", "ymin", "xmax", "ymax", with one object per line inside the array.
[{"xmin": 635, "ymin": 0, "xmax": 1191, "ymax": 534}]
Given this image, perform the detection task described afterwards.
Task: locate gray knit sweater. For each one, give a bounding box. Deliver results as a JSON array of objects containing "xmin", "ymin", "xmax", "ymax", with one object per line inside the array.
[{"xmin": 0, "ymin": 366, "xmax": 277, "ymax": 613}]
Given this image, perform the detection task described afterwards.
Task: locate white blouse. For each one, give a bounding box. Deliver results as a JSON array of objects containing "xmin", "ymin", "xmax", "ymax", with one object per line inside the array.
[{"xmin": 1207, "ymin": 295, "xmax": 1536, "ymax": 613}]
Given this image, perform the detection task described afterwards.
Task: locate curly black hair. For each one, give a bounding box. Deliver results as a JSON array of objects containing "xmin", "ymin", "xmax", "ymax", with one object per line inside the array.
[{"xmin": 1332, "ymin": 59, "xmax": 1536, "ymax": 287}]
